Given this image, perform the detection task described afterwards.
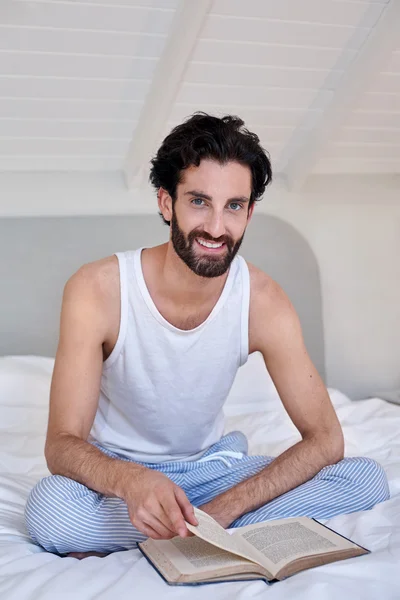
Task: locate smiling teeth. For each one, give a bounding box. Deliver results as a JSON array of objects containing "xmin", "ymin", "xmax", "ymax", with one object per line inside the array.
[{"xmin": 198, "ymin": 239, "xmax": 223, "ymax": 249}]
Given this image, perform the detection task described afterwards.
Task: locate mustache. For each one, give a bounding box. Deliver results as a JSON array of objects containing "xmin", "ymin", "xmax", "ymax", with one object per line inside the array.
[{"xmin": 188, "ymin": 230, "xmax": 231, "ymax": 245}]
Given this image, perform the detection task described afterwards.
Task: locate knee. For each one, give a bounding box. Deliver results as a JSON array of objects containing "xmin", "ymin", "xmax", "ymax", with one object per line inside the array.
[
  {"xmin": 342, "ymin": 457, "xmax": 390, "ymax": 504},
  {"xmin": 25, "ymin": 474, "xmax": 90, "ymax": 553}
]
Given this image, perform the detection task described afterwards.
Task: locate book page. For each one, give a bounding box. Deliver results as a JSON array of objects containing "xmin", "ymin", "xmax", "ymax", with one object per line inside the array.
[
  {"xmin": 170, "ymin": 536, "xmax": 254, "ymax": 572},
  {"xmin": 141, "ymin": 536, "xmax": 262, "ymax": 579},
  {"xmin": 237, "ymin": 517, "xmax": 357, "ymax": 572},
  {"xmin": 185, "ymin": 508, "xmax": 269, "ymax": 570}
]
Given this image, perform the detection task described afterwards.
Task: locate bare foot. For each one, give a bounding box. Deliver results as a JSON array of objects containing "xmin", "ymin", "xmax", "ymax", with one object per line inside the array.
[{"xmin": 66, "ymin": 551, "xmax": 108, "ymax": 559}]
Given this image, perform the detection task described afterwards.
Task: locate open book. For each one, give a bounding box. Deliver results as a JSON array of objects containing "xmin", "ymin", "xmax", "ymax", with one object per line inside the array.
[{"xmin": 138, "ymin": 507, "xmax": 369, "ymax": 585}]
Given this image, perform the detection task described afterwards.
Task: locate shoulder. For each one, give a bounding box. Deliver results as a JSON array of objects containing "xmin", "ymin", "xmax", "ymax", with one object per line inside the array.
[
  {"xmin": 64, "ymin": 254, "xmax": 119, "ymax": 308},
  {"xmin": 245, "ymin": 260, "xmax": 291, "ymax": 312},
  {"xmin": 245, "ymin": 260, "xmax": 300, "ymax": 353}
]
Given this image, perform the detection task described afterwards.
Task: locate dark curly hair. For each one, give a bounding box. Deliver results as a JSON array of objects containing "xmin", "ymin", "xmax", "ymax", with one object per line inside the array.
[{"xmin": 149, "ymin": 112, "xmax": 272, "ymax": 226}]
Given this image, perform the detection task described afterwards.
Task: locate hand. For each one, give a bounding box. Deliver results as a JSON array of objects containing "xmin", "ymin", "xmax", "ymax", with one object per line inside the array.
[{"xmin": 122, "ymin": 466, "xmax": 198, "ymax": 540}]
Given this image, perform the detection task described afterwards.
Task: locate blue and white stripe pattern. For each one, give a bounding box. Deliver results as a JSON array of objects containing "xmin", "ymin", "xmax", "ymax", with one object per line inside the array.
[{"xmin": 24, "ymin": 431, "xmax": 390, "ymax": 554}]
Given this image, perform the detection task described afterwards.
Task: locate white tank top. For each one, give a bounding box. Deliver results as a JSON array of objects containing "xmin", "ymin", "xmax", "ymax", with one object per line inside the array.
[{"xmin": 89, "ymin": 247, "xmax": 250, "ymax": 463}]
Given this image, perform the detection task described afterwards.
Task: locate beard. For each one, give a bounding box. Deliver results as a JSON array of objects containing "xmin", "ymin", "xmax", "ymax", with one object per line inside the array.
[{"xmin": 170, "ymin": 210, "xmax": 245, "ymax": 278}]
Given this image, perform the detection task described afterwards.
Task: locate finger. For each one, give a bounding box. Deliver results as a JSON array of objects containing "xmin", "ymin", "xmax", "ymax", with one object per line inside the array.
[
  {"xmin": 174, "ymin": 487, "xmax": 198, "ymax": 527},
  {"xmin": 144, "ymin": 502, "xmax": 177, "ymax": 538},
  {"xmin": 142, "ymin": 513, "xmax": 177, "ymax": 539},
  {"xmin": 162, "ymin": 494, "xmax": 190, "ymax": 537},
  {"xmin": 130, "ymin": 508, "xmax": 169, "ymax": 540},
  {"xmin": 135, "ymin": 522, "xmax": 164, "ymax": 540},
  {"xmin": 150, "ymin": 501, "xmax": 178, "ymax": 536},
  {"xmin": 131, "ymin": 499, "xmax": 176, "ymax": 539}
]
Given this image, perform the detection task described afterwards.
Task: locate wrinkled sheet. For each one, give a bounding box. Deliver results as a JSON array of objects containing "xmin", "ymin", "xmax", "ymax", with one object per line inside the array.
[{"xmin": 0, "ymin": 356, "xmax": 399, "ymax": 599}]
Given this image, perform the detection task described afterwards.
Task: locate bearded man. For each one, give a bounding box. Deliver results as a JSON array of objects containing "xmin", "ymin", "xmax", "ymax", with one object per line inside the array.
[{"xmin": 25, "ymin": 113, "xmax": 389, "ymax": 558}]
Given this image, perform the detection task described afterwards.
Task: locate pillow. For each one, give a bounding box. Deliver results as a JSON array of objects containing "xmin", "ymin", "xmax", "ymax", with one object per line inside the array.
[
  {"xmin": 369, "ymin": 389, "xmax": 400, "ymax": 406},
  {"xmin": 0, "ymin": 355, "xmax": 53, "ymax": 431},
  {"xmin": 0, "ymin": 356, "xmax": 54, "ymax": 476}
]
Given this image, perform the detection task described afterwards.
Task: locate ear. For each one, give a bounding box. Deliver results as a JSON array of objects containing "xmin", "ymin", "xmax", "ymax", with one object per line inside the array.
[
  {"xmin": 247, "ymin": 201, "xmax": 256, "ymax": 222},
  {"xmin": 158, "ymin": 188, "xmax": 173, "ymax": 223}
]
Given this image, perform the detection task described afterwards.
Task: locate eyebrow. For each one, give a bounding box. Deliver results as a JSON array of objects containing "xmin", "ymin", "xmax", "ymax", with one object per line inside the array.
[{"xmin": 184, "ymin": 190, "xmax": 250, "ymax": 203}]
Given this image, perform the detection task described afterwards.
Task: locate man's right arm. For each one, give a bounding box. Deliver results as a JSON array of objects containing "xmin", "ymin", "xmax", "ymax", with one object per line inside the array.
[
  {"xmin": 45, "ymin": 262, "xmax": 127, "ymax": 496},
  {"xmin": 45, "ymin": 261, "xmax": 197, "ymax": 539}
]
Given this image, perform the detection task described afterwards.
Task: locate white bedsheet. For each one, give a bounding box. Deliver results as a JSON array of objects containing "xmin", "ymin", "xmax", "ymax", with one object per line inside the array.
[{"xmin": 0, "ymin": 356, "xmax": 399, "ymax": 599}]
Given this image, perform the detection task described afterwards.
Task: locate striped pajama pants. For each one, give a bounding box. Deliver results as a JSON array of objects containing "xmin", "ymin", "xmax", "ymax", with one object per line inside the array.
[{"xmin": 24, "ymin": 431, "xmax": 390, "ymax": 555}]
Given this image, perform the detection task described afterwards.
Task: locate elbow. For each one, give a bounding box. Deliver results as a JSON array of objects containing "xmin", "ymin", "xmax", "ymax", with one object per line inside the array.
[
  {"xmin": 311, "ymin": 427, "xmax": 344, "ymax": 465},
  {"xmin": 44, "ymin": 441, "xmax": 56, "ymax": 475},
  {"xmin": 44, "ymin": 436, "xmax": 62, "ymax": 475},
  {"xmin": 45, "ymin": 431, "xmax": 82, "ymax": 476},
  {"xmin": 325, "ymin": 428, "xmax": 345, "ymax": 464},
  {"xmin": 331, "ymin": 440, "xmax": 344, "ymax": 464}
]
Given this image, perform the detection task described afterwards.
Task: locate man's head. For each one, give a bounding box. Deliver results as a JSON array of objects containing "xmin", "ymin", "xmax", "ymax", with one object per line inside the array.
[{"xmin": 149, "ymin": 113, "xmax": 272, "ymax": 278}]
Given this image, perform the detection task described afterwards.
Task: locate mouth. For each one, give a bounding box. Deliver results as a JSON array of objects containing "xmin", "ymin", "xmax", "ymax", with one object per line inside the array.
[{"xmin": 196, "ymin": 238, "xmax": 226, "ymax": 253}]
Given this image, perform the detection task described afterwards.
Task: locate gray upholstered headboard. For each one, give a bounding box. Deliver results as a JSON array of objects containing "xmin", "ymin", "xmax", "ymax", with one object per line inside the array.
[{"xmin": 0, "ymin": 214, "xmax": 326, "ymax": 382}]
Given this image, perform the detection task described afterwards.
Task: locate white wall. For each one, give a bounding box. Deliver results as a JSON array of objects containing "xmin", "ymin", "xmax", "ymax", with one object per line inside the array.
[
  {"xmin": 0, "ymin": 171, "xmax": 399, "ymax": 399},
  {"xmin": 264, "ymin": 174, "xmax": 400, "ymax": 399}
]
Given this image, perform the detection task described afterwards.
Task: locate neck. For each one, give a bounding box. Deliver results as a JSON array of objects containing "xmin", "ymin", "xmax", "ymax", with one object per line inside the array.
[{"xmin": 150, "ymin": 242, "xmax": 230, "ymax": 307}]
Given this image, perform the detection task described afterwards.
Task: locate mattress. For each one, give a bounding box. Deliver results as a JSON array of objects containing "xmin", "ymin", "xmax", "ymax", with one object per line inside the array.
[{"xmin": 0, "ymin": 355, "xmax": 399, "ymax": 599}]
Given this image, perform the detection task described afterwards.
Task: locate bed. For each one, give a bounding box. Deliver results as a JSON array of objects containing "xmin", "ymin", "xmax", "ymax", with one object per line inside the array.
[{"xmin": 0, "ymin": 214, "xmax": 399, "ymax": 599}]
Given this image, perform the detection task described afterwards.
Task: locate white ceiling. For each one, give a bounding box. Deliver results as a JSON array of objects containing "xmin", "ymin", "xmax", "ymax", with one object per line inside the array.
[{"xmin": 0, "ymin": 0, "xmax": 399, "ymax": 189}]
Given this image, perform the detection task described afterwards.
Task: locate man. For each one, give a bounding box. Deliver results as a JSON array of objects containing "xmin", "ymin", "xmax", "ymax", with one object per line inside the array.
[{"xmin": 25, "ymin": 113, "xmax": 389, "ymax": 558}]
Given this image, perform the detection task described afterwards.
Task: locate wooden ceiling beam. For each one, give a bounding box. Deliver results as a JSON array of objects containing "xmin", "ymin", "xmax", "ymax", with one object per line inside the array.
[
  {"xmin": 281, "ymin": 0, "xmax": 400, "ymax": 191},
  {"xmin": 123, "ymin": 0, "xmax": 213, "ymax": 190}
]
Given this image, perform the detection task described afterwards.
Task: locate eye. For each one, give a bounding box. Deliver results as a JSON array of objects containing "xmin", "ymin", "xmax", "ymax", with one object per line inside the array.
[
  {"xmin": 191, "ymin": 198, "xmax": 205, "ymax": 206},
  {"xmin": 229, "ymin": 202, "xmax": 243, "ymax": 211}
]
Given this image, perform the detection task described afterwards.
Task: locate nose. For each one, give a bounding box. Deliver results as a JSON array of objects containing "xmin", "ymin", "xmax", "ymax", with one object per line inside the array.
[{"xmin": 203, "ymin": 210, "xmax": 226, "ymax": 240}]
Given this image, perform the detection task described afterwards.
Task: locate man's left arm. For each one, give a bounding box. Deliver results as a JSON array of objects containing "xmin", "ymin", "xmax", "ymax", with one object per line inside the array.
[{"xmin": 200, "ymin": 277, "xmax": 344, "ymax": 528}]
